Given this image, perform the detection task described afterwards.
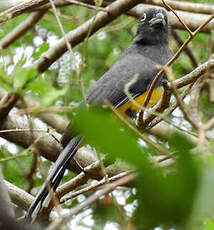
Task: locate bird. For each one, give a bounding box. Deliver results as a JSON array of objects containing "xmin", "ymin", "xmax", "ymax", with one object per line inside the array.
[{"xmin": 25, "ymin": 7, "xmax": 172, "ymax": 224}]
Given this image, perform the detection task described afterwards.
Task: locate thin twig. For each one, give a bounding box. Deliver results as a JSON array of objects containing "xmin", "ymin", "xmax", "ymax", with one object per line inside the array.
[
  {"xmin": 26, "ymin": 150, "xmax": 38, "ymax": 193},
  {"xmin": 141, "ymin": 79, "xmax": 171, "ymax": 129},
  {"xmin": 0, "ymin": 128, "xmax": 48, "ymax": 134},
  {"xmin": 46, "ymin": 174, "xmax": 136, "ymax": 230},
  {"xmin": 171, "ymin": 29, "xmax": 198, "ymax": 68},
  {"xmin": 162, "ymin": 0, "xmax": 193, "ymax": 35},
  {"xmin": 65, "ymin": 0, "xmax": 108, "ymax": 12},
  {"xmin": 145, "ymin": 0, "xmax": 214, "ymax": 15},
  {"xmin": 60, "ymin": 171, "xmax": 133, "ymax": 203},
  {"xmin": 163, "ymin": 65, "xmax": 199, "ymax": 130},
  {"xmin": 49, "ymin": 0, "xmax": 87, "ymax": 106}
]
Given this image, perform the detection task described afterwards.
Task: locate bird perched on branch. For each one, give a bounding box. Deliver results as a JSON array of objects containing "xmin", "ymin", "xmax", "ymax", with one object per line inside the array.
[{"xmin": 25, "ymin": 7, "xmax": 172, "ymax": 224}]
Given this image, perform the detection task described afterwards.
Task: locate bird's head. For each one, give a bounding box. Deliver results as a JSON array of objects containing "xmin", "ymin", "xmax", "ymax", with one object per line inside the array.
[{"xmin": 135, "ymin": 8, "xmax": 169, "ymax": 45}]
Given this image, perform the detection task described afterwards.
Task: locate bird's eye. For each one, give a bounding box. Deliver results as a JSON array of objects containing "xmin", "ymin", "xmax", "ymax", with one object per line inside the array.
[{"xmin": 140, "ymin": 13, "xmax": 146, "ymax": 22}]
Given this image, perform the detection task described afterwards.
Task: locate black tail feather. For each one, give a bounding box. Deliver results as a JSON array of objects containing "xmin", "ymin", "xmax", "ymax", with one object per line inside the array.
[{"xmin": 25, "ymin": 136, "xmax": 82, "ymax": 224}]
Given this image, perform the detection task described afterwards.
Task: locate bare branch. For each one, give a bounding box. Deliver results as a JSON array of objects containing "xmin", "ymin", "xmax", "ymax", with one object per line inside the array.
[
  {"xmin": 0, "ymin": 169, "xmax": 15, "ymax": 218},
  {"xmin": 0, "ymin": 93, "xmax": 18, "ymax": 123},
  {"xmin": 144, "ymin": 57, "xmax": 214, "ymax": 132},
  {"xmin": 1, "ymin": 0, "xmax": 214, "ymax": 34},
  {"xmin": 149, "ymin": 123, "xmax": 198, "ymax": 145},
  {"xmin": 162, "ymin": 0, "xmax": 193, "ymax": 35},
  {"xmin": 174, "ymin": 57, "xmax": 214, "ymax": 89},
  {"xmin": 171, "ymin": 29, "xmax": 198, "ymax": 68},
  {"xmin": 0, "ymin": 110, "xmax": 133, "ymax": 180},
  {"xmin": 60, "ymin": 171, "xmax": 133, "ymax": 203},
  {"xmin": 0, "ymin": 10, "xmax": 46, "ymax": 49},
  {"xmin": 65, "ymin": 0, "xmax": 108, "ymax": 12},
  {"xmin": 4, "ymin": 180, "xmax": 33, "ymax": 211},
  {"xmin": 0, "ymin": 112, "xmax": 97, "ymax": 174},
  {"xmin": 0, "ymin": 87, "xmax": 68, "ymax": 134},
  {"xmin": 130, "ymin": 4, "xmax": 214, "ymax": 33},
  {"xmin": 46, "ymin": 173, "xmax": 136, "ymax": 230},
  {"xmin": 144, "ymin": 0, "xmax": 214, "ymax": 15},
  {"xmin": 0, "ymin": 0, "xmax": 49, "ymax": 22}
]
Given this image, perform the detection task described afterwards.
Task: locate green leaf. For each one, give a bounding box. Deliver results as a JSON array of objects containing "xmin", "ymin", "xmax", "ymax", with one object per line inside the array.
[
  {"xmin": 26, "ymin": 75, "xmax": 52, "ymax": 95},
  {"xmin": 187, "ymin": 157, "xmax": 214, "ymax": 229},
  {"xmin": 0, "ymin": 149, "xmax": 33, "ymax": 189},
  {"xmin": 0, "ymin": 78, "xmax": 13, "ymax": 92},
  {"xmin": 200, "ymin": 90, "xmax": 214, "ymax": 122},
  {"xmin": 72, "ymin": 107, "xmax": 151, "ymax": 168},
  {"xmin": 202, "ymin": 219, "xmax": 214, "ymax": 230},
  {"xmin": 133, "ymin": 133, "xmax": 199, "ymax": 229},
  {"xmin": 40, "ymin": 86, "xmax": 68, "ymax": 108},
  {"xmin": 32, "ymin": 42, "xmax": 49, "ymax": 59},
  {"xmin": 0, "ymin": 65, "xmax": 13, "ymax": 91},
  {"xmin": 12, "ymin": 65, "xmax": 37, "ymax": 91},
  {"xmin": 73, "ymin": 108, "xmax": 199, "ymax": 229},
  {"xmin": 27, "ymin": 75, "xmax": 68, "ymax": 108},
  {"xmin": 93, "ymin": 198, "xmax": 117, "ymax": 228}
]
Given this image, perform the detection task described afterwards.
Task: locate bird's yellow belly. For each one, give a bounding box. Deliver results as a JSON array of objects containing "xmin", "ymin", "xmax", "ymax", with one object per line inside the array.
[{"xmin": 117, "ymin": 87, "xmax": 163, "ymax": 117}]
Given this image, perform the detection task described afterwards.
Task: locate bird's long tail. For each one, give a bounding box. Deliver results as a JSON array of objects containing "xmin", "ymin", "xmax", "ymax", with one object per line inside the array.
[{"xmin": 25, "ymin": 136, "xmax": 82, "ymax": 224}]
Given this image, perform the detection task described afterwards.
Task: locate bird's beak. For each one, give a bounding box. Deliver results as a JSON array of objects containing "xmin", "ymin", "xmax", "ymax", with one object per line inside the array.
[{"xmin": 149, "ymin": 13, "xmax": 166, "ymax": 26}]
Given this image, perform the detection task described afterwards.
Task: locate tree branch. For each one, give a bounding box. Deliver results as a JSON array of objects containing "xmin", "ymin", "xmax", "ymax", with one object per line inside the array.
[
  {"xmin": 129, "ymin": 4, "xmax": 214, "ymax": 33},
  {"xmin": 0, "ymin": 88, "xmax": 68, "ymax": 134},
  {"xmin": 46, "ymin": 173, "xmax": 136, "ymax": 230},
  {"xmin": 171, "ymin": 29, "xmax": 198, "ymax": 68},
  {"xmin": 142, "ymin": 56, "xmax": 214, "ymax": 132},
  {"xmin": 0, "ymin": 0, "xmax": 49, "ymax": 22},
  {"xmin": 0, "ymin": 93, "xmax": 18, "ymax": 124},
  {"xmin": 144, "ymin": 0, "xmax": 214, "ymax": 15},
  {"xmin": 0, "ymin": 10, "xmax": 46, "ymax": 49},
  {"xmin": 4, "ymin": 180, "xmax": 33, "ymax": 211},
  {"xmin": 0, "ymin": 169, "xmax": 15, "ymax": 218},
  {"xmin": 0, "ymin": 112, "xmax": 97, "ymax": 174}
]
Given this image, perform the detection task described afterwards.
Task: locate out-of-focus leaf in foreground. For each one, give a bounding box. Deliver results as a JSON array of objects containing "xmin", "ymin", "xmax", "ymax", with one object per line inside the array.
[
  {"xmin": 72, "ymin": 107, "xmax": 200, "ymax": 229},
  {"xmin": 133, "ymin": 134, "xmax": 199, "ymax": 229},
  {"xmin": 72, "ymin": 106, "xmax": 151, "ymax": 168}
]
